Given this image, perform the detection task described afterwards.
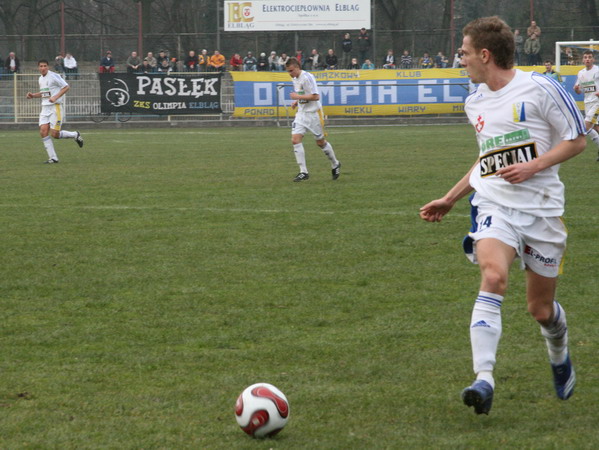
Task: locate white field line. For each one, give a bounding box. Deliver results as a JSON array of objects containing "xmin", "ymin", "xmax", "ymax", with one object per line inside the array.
[{"xmin": 0, "ymin": 203, "xmax": 469, "ymax": 217}]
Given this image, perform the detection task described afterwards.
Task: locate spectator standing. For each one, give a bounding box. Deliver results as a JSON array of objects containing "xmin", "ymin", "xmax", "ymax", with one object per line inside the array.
[
  {"xmin": 243, "ymin": 52, "xmax": 257, "ymax": 71},
  {"xmin": 527, "ymin": 20, "xmax": 541, "ymax": 38},
  {"xmin": 99, "ymin": 51, "xmax": 115, "ymax": 73},
  {"xmin": 257, "ymin": 52, "xmax": 269, "ymax": 71},
  {"xmin": 63, "ymin": 52, "xmax": 78, "ymax": 77},
  {"xmin": 341, "ymin": 32, "xmax": 353, "ymax": 69},
  {"xmin": 356, "ymin": 27, "xmax": 371, "ymax": 63},
  {"xmin": 184, "ymin": 50, "xmax": 198, "ymax": 72},
  {"xmin": 229, "ymin": 53, "xmax": 243, "ymax": 71},
  {"xmin": 347, "ymin": 57, "xmax": 360, "ymax": 69},
  {"xmin": 4, "ymin": 51, "xmax": 20, "ymax": 74},
  {"xmin": 514, "ymin": 29, "xmax": 524, "ymax": 65},
  {"xmin": 209, "ymin": 50, "xmax": 226, "ymax": 72},
  {"xmin": 383, "ymin": 49, "xmax": 396, "ymax": 69},
  {"xmin": 325, "ymin": 49, "xmax": 338, "ymax": 70},
  {"xmin": 525, "ymin": 34, "xmax": 541, "ymax": 65},
  {"xmin": 145, "ymin": 52, "xmax": 157, "ymax": 71},
  {"xmin": 54, "ymin": 55, "xmax": 64, "ymax": 73},
  {"xmin": 127, "ymin": 51, "xmax": 142, "ymax": 73},
  {"xmin": 400, "ymin": 50, "xmax": 413, "ymax": 69},
  {"xmin": 361, "ymin": 59, "xmax": 375, "ymax": 70}
]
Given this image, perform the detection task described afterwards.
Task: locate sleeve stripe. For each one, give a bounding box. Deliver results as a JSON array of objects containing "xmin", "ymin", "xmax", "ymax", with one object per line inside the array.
[{"xmin": 532, "ymin": 71, "xmax": 585, "ymax": 137}]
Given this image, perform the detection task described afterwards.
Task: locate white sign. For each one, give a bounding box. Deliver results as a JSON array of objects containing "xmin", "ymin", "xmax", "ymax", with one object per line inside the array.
[{"xmin": 224, "ymin": 1, "xmax": 371, "ymax": 31}]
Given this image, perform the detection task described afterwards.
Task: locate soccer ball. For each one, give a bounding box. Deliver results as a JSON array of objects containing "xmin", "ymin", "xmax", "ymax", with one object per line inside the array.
[{"xmin": 235, "ymin": 383, "xmax": 289, "ymax": 438}]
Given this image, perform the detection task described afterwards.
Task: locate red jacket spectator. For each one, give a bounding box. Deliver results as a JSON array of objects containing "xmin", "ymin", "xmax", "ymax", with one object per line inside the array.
[{"xmin": 230, "ymin": 53, "xmax": 243, "ymax": 71}]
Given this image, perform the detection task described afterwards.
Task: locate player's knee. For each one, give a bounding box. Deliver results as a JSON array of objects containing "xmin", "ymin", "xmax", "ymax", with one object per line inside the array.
[
  {"xmin": 527, "ymin": 302, "xmax": 553, "ymax": 324},
  {"xmin": 50, "ymin": 130, "xmax": 60, "ymax": 139},
  {"xmin": 480, "ymin": 265, "xmax": 508, "ymax": 293},
  {"xmin": 291, "ymin": 136, "xmax": 302, "ymax": 145},
  {"xmin": 316, "ymin": 139, "xmax": 326, "ymax": 148}
]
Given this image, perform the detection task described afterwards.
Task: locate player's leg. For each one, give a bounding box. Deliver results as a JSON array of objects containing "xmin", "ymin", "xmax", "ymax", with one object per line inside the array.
[
  {"xmin": 39, "ymin": 119, "xmax": 59, "ymax": 163},
  {"xmin": 49, "ymin": 104, "xmax": 84, "ymax": 147},
  {"xmin": 523, "ymin": 216, "xmax": 575, "ymax": 400},
  {"xmin": 583, "ymin": 105, "xmax": 599, "ymax": 152},
  {"xmin": 462, "ymin": 237, "xmax": 516, "ymax": 415},
  {"xmin": 312, "ymin": 110, "xmax": 341, "ymax": 180},
  {"xmin": 316, "ymin": 138, "xmax": 341, "ymax": 180},
  {"xmin": 291, "ymin": 127, "xmax": 309, "ymax": 181}
]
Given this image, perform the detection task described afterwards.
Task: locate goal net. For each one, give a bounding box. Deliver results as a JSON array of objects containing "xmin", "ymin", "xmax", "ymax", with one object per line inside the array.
[{"xmin": 555, "ymin": 40, "xmax": 599, "ymax": 71}]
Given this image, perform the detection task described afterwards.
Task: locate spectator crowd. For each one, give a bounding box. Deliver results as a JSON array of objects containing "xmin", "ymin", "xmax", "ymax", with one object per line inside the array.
[{"xmin": 0, "ymin": 21, "xmax": 587, "ymax": 77}]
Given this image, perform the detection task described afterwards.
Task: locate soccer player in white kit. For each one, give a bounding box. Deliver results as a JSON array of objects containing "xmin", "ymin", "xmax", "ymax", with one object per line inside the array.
[
  {"xmin": 420, "ymin": 17, "xmax": 585, "ymax": 415},
  {"xmin": 285, "ymin": 58, "xmax": 341, "ymax": 182},
  {"xmin": 26, "ymin": 59, "xmax": 83, "ymax": 163},
  {"xmin": 573, "ymin": 50, "xmax": 599, "ymax": 160}
]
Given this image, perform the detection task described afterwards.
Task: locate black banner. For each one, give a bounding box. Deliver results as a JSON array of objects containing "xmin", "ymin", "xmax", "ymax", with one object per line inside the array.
[{"xmin": 99, "ymin": 73, "xmax": 222, "ymax": 114}]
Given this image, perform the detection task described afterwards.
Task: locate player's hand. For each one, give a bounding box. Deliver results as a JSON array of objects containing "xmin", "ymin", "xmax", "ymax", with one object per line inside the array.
[
  {"xmin": 291, "ymin": 101, "xmax": 298, "ymax": 109},
  {"xmin": 419, "ymin": 198, "xmax": 454, "ymax": 222},
  {"xmin": 496, "ymin": 162, "xmax": 536, "ymax": 184},
  {"xmin": 48, "ymin": 96, "xmax": 56, "ymax": 103},
  {"xmin": 573, "ymin": 84, "xmax": 581, "ymax": 94},
  {"xmin": 290, "ymin": 92, "xmax": 300, "ymax": 100},
  {"xmin": 26, "ymin": 92, "xmax": 33, "ymax": 99}
]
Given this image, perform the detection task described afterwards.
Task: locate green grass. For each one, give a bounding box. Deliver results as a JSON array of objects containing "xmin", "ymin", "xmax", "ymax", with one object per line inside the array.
[{"xmin": 0, "ymin": 124, "xmax": 598, "ymax": 448}]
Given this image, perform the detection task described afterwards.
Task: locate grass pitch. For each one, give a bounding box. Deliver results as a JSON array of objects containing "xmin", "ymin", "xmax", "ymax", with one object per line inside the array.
[{"xmin": 0, "ymin": 124, "xmax": 598, "ymax": 448}]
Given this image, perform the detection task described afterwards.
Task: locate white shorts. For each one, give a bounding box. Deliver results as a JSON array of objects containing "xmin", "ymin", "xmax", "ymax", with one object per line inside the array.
[
  {"xmin": 584, "ymin": 102, "xmax": 599, "ymax": 125},
  {"xmin": 292, "ymin": 110, "xmax": 326, "ymax": 140},
  {"xmin": 463, "ymin": 196, "xmax": 567, "ymax": 277},
  {"xmin": 39, "ymin": 103, "xmax": 64, "ymax": 130}
]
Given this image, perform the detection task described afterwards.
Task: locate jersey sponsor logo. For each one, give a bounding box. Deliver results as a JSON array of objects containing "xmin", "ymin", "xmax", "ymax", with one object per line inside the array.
[
  {"xmin": 479, "ymin": 142, "xmax": 537, "ymax": 177},
  {"xmin": 475, "ymin": 114, "xmax": 484, "ymax": 132},
  {"xmin": 512, "ymin": 101, "xmax": 526, "ymax": 122},
  {"xmin": 479, "ymin": 129, "xmax": 531, "ymax": 153}
]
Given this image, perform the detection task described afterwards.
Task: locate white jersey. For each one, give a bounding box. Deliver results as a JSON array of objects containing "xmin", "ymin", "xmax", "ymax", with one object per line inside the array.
[
  {"xmin": 576, "ymin": 64, "xmax": 599, "ymax": 105},
  {"xmin": 465, "ymin": 69, "xmax": 585, "ymax": 217},
  {"xmin": 292, "ymin": 70, "xmax": 322, "ymax": 114},
  {"xmin": 39, "ymin": 70, "xmax": 68, "ymax": 106}
]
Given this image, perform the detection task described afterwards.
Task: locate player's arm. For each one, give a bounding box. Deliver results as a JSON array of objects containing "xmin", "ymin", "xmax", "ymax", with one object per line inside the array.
[
  {"xmin": 26, "ymin": 92, "xmax": 42, "ymax": 99},
  {"xmin": 419, "ymin": 160, "xmax": 477, "ymax": 223},
  {"xmin": 49, "ymin": 85, "xmax": 70, "ymax": 103},
  {"xmin": 496, "ymin": 135, "xmax": 586, "ymax": 184},
  {"xmin": 290, "ymin": 92, "xmax": 319, "ymax": 102}
]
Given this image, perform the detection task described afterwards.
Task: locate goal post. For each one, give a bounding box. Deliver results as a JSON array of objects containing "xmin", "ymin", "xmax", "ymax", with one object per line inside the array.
[{"xmin": 555, "ymin": 40, "xmax": 599, "ymax": 72}]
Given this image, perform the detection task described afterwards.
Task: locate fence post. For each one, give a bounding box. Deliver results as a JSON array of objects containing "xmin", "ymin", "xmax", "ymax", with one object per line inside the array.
[{"xmin": 14, "ymin": 74, "xmax": 18, "ymax": 123}]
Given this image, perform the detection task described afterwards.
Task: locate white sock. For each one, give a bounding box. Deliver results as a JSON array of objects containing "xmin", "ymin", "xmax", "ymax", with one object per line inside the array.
[
  {"xmin": 293, "ymin": 143, "xmax": 307, "ymax": 173},
  {"xmin": 320, "ymin": 142, "xmax": 339, "ymax": 167},
  {"xmin": 59, "ymin": 130, "xmax": 78, "ymax": 139},
  {"xmin": 42, "ymin": 136, "xmax": 58, "ymax": 160},
  {"xmin": 540, "ymin": 301, "xmax": 568, "ymax": 365},
  {"xmin": 471, "ymin": 291, "xmax": 503, "ymax": 389}
]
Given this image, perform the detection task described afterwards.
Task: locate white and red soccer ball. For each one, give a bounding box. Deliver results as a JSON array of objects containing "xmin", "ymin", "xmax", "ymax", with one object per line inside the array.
[{"xmin": 235, "ymin": 383, "xmax": 289, "ymax": 438}]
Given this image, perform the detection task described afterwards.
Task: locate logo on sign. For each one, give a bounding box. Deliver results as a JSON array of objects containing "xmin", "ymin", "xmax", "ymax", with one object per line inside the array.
[{"xmin": 228, "ymin": 2, "xmax": 253, "ymax": 22}]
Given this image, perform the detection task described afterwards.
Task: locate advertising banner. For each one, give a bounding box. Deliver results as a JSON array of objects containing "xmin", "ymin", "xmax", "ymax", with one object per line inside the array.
[
  {"xmin": 231, "ymin": 69, "xmax": 470, "ymax": 118},
  {"xmin": 100, "ymin": 73, "xmax": 222, "ymax": 115},
  {"xmin": 230, "ymin": 66, "xmax": 584, "ymax": 118},
  {"xmin": 224, "ymin": 0, "xmax": 370, "ymax": 31}
]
